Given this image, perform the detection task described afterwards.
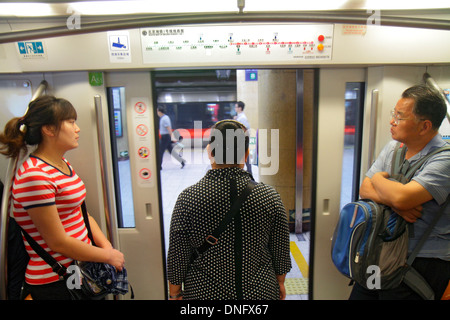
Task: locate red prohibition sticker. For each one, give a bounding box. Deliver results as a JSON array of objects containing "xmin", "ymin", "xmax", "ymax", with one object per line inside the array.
[
  {"xmin": 136, "ymin": 124, "xmax": 148, "ymax": 136},
  {"xmin": 139, "ymin": 168, "xmax": 151, "ymax": 180},
  {"xmin": 134, "ymin": 101, "xmax": 147, "ymax": 114},
  {"xmin": 138, "ymin": 146, "xmax": 149, "ymax": 158}
]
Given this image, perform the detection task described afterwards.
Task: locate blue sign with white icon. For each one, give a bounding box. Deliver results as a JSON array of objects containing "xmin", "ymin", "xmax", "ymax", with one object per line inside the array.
[
  {"xmin": 108, "ymin": 31, "xmax": 131, "ymax": 63},
  {"xmin": 18, "ymin": 41, "xmax": 44, "ymax": 54},
  {"xmin": 17, "ymin": 41, "xmax": 46, "ymax": 59}
]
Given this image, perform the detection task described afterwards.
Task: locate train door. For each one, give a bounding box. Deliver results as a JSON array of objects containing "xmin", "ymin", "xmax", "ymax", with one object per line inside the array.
[
  {"xmin": 312, "ymin": 68, "xmax": 366, "ymax": 299},
  {"xmin": 154, "ymin": 68, "xmax": 314, "ymax": 300},
  {"xmin": 53, "ymin": 71, "xmax": 166, "ymax": 299},
  {"xmin": 311, "ymin": 65, "xmax": 450, "ymax": 299},
  {"xmin": 45, "ymin": 71, "xmax": 165, "ymax": 300},
  {"xmin": 102, "ymin": 71, "xmax": 166, "ymax": 299},
  {"xmin": 0, "ymin": 71, "xmax": 165, "ymax": 300}
]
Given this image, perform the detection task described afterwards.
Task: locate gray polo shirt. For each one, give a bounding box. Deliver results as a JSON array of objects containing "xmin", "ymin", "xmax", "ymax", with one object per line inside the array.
[
  {"xmin": 366, "ymin": 134, "xmax": 450, "ymax": 260},
  {"xmin": 159, "ymin": 114, "xmax": 171, "ymax": 135}
]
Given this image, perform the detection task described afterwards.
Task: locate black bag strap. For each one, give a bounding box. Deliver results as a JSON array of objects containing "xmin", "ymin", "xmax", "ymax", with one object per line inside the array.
[
  {"xmin": 21, "ymin": 226, "xmax": 67, "ymax": 279},
  {"xmin": 20, "ymin": 201, "xmax": 94, "ymax": 278},
  {"xmin": 81, "ymin": 201, "xmax": 96, "ymax": 246},
  {"xmin": 406, "ymin": 195, "xmax": 450, "ymax": 266},
  {"xmin": 196, "ymin": 180, "xmax": 257, "ymax": 256}
]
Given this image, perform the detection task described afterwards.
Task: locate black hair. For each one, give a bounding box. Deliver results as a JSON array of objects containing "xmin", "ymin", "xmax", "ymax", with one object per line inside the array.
[
  {"xmin": 402, "ymin": 85, "xmax": 447, "ymax": 130},
  {"xmin": 157, "ymin": 105, "xmax": 166, "ymax": 114},
  {"xmin": 0, "ymin": 95, "xmax": 77, "ymax": 158},
  {"xmin": 208, "ymin": 120, "xmax": 249, "ymax": 165},
  {"xmin": 236, "ymin": 101, "xmax": 245, "ymax": 110}
]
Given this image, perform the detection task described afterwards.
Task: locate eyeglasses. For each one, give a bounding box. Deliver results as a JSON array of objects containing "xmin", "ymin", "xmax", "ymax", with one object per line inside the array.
[{"xmin": 390, "ymin": 110, "xmax": 426, "ymax": 125}]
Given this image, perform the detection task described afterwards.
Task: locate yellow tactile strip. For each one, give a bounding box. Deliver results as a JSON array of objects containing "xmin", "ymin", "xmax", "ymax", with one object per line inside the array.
[{"xmin": 285, "ymin": 278, "xmax": 308, "ymax": 295}]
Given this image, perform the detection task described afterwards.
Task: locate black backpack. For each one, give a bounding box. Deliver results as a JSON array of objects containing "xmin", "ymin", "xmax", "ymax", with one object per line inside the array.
[
  {"xmin": 7, "ymin": 217, "xmax": 29, "ymax": 300},
  {"xmin": 1, "ymin": 178, "xmax": 29, "ymax": 300},
  {"xmin": 331, "ymin": 142, "xmax": 450, "ymax": 300}
]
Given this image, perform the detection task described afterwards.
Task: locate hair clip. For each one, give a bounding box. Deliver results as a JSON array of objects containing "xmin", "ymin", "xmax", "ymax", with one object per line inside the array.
[{"xmin": 19, "ymin": 123, "xmax": 27, "ymax": 133}]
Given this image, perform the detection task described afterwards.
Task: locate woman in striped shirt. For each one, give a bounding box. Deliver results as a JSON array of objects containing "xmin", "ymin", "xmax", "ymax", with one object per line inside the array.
[{"xmin": 0, "ymin": 95, "xmax": 125, "ymax": 299}]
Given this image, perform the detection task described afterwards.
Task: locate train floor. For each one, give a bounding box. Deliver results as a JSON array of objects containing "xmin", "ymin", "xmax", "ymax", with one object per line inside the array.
[{"xmin": 159, "ymin": 148, "xmax": 310, "ymax": 300}]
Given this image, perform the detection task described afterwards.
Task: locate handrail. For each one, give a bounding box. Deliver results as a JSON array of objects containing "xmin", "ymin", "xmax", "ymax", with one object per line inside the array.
[
  {"xmin": 0, "ymin": 80, "xmax": 48, "ymax": 300},
  {"xmin": 367, "ymin": 89, "xmax": 379, "ymax": 169},
  {"xmin": 94, "ymin": 95, "xmax": 117, "ymax": 247},
  {"xmin": 423, "ymin": 73, "xmax": 450, "ymax": 124}
]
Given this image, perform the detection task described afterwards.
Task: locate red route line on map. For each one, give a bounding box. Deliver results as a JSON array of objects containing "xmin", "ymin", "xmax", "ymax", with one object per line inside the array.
[{"xmin": 229, "ymin": 41, "xmax": 314, "ymax": 45}]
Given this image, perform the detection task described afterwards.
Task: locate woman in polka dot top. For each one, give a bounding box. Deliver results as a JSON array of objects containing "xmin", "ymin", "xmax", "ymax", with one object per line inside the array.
[{"xmin": 167, "ymin": 120, "xmax": 292, "ymax": 300}]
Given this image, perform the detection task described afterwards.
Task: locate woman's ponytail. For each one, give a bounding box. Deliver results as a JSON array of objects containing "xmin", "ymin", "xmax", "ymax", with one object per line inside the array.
[
  {"xmin": 0, "ymin": 117, "xmax": 27, "ymax": 158},
  {"xmin": 0, "ymin": 95, "xmax": 77, "ymax": 158}
]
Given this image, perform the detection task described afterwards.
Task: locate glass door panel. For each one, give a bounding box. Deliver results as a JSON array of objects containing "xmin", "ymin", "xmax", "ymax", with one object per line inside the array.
[
  {"xmin": 340, "ymin": 82, "xmax": 365, "ymax": 209},
  {"xmin": 106, "ymin": 87, "xmax": 136, "ymax": 228}
]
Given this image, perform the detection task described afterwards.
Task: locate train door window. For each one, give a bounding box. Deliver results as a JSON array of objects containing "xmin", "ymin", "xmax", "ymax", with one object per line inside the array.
[
  {"xmin": 340, "ymin": 82, "xmax": 365, "ymax": 209},
  {"xmin": 106, "ymin": 87, "xmax": 136, "ymax": 228}
]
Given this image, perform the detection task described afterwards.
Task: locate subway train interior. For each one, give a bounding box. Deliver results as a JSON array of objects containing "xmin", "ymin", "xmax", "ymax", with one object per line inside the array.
[{"xmin": 0, "ymin": 1, "xmax": 449, "ymax": 302}]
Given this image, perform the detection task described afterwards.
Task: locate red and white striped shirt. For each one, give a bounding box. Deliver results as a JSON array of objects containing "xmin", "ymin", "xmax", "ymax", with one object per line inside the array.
[{"xmin": 12, "ymin": 155, "xmax": 88, "ymax": 285}]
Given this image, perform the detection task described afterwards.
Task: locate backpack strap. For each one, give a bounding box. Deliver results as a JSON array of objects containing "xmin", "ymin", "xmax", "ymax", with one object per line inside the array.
[
  {"xmin": 404, "ymin": 145, "xmax": 450, "ymax": 181},
  {"xmin": 389, "ymin": 143, "xmax": 450, "ymax": 241},
  {"xmin": 406, "ymin": 195, "xmax": 450, "ymax": 266},
  {"xmin": 391, "ymin": 142, "xmax": 407, "ymax": 176},
  {"xmin": 391, "ymin": 143, "xmax": 450, "ymax": 181},
  {"xmin": 403, "ymin": 196, "xmax": 449, "ymax": 300},
  {"xmin": 195, "ymin": 180, "xmax": 257, "ymax": 257}
]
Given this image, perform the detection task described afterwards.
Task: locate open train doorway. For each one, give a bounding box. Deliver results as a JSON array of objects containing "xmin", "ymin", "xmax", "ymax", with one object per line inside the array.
[{"xmin": 153, "ymin": 68, "xmax": 315, "ymax": 300}]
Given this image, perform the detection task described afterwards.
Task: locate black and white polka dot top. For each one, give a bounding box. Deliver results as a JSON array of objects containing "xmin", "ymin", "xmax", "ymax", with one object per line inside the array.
[{"xmin": 167, "ymin": 167, "xmax": 292, "ymax": 300}]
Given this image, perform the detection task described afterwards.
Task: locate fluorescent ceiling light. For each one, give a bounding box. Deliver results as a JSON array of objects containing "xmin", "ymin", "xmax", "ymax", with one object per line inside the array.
[
  {"xmin": 244, "ymin": 0, "xmax": 450, "ymax": 11},
  {"xmin": 0, "ymin": 3, "xmax": 55, "ymax": 17},
  {"xmin": 70, "ymin": 0, "xmax": 238, "ymax": 15},
  {"xmin": 0, "ymin": 0, "xmax": 448, "ymax": 17},
  {"xmin": 0, "ymin": 1, "xmax": 238, "ymax": 17},
  {"xmin": 244, "ymin": 0, "xmax": 351, "ymax": 11},
  {"xmin": 365, "ymin": 0, "xmax": 449, "ymax": 10}
]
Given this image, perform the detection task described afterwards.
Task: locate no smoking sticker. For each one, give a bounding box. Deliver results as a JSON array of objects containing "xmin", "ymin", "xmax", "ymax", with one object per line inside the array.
[{"xmin": 136, "ymin": 124, "xmax": 149, "ymax": 136}]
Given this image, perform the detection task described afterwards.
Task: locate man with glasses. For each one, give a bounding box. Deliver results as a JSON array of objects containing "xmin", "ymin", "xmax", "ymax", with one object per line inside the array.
[{"xmin": 349, "ymin": 85, "xmax": 450, "ymax": 300}]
